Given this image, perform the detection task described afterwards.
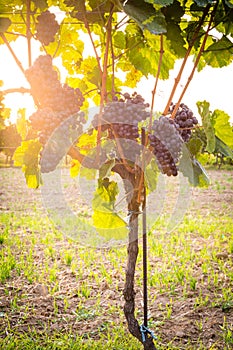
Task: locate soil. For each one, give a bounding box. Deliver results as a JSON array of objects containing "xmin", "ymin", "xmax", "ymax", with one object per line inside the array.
[{"xmin": 0, "ymin": 167, "xmax": 232, "ymax": 349}]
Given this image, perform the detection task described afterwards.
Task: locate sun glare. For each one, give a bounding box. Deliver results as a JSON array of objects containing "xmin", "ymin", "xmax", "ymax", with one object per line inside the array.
[{"xmin": 0, "ymin": 37, "xmax": 40, "ymax": 124}]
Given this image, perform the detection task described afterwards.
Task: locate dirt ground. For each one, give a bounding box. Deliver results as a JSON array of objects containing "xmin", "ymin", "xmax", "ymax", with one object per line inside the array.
[{"xmin": 0, "ymin": 167, "xmax": 233, "ymax": 349}]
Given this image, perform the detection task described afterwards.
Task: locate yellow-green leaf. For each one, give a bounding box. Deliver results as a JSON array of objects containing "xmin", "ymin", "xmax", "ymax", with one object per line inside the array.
[
  {"xmin": 197, "ymin": 101, "xmax": 215, "ymax": 153},
  {"xmin": 212, "ymin": 109, "xmax": 233, "ymax": 148},
  {"xmin": 92, "ymin": 210, "xmax": 128, "ymax": 240},
  {"xmin": 16, "ymin": 108, "xmax": 27, "ymax": 140},
  {"xmin": 70, "ymin": 159, "xmax": 81, "ymax": 178}
]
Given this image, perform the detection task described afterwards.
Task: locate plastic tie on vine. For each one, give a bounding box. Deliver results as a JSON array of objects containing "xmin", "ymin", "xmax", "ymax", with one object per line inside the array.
[
  {"xmin": 125, "ymin": 210, "xmax": 142, "ymax": 227},
  {"xmin": 140, "ymin": 324, "xmax": 157, "ymax": 343},
  {"xmin": 127, "ymin": 210, "xmax": 142, "ymax": 216}
]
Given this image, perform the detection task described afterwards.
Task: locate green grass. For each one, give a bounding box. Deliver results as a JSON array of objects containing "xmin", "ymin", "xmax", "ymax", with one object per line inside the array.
[{"xmin": 0, "ymin": 168, "xmax": 233, "ymax": 349}]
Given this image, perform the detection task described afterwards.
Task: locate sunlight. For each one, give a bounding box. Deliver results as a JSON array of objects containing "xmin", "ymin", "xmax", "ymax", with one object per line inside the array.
[{"xmin": 0, "ymin": 36, "xmax": 40, "ymax": 123}]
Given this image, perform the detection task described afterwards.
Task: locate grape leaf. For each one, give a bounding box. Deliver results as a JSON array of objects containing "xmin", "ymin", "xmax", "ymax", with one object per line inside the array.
[
  {"xmin": 113, "ymin": 31, "xmax": 126, "ymax": 49},
  {"xmin": 16, "ymin": 109, "xmax": 27, "ymax": 141},
  {"xmin": 122, "ymin": 0, "xmax": 167, "ymax": 34},
  {"xmin": 212, "ymin": 109, "xmax": 233, "ymax": 148},
  {"xmin": 215, "ymin": 136, "xmax": 233, "ymax": 159},
  {"xmin": 92, "ymin": 178, "xmax": 119, "ymax": 211},
  {"xmin": 32, "ymin": 0, "xmax": 47, "ymax": 10},
  {"xmin": 145, "ymin": 0, "xmax": 174, "ymax": 4},
  {"xmin": 203, "ymin": 36, "xmax": 233, "ymax": 68},
  {"xmin": 99, "ymin": 160, "xmax": 115, "ymax": 180},
  {"xmin": 165, "ymin": 22, "xmax": 186, "ymax": 57},
  {"xmin": 92, "ymin": 177, "xmax": 127, "ymax": 239},
  {"xmin": 92, "ymin": 211, "xmax": 128, "ymax": 240},
  {"xmin": 13, "ymin": 140, "xmax": 42, "ymax": 189},
  {"xmin": 186, "ymin": 137, "xmax": 203, "ymax": 156},
  {"xmin": 179, "ymin": 145, "xmax": 210, "ymax": 187},
  {"xmin": 145, "ymin": 159, "xmax": 158, "ymax": 192},
  {"xmin": 161, "ymin": 0, "xmax": 184, "ymax": 21},
  {"xmin": 225, "ymin": 0, "xmax": 233, "ymax": 8},
  {"xmin": 197, "ymin": 101, "xmax": 215, "ymax": 153}
]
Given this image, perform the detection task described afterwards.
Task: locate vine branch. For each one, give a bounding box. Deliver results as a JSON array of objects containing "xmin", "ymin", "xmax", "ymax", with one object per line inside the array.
[
  {"xmin": 0, "ymin": 33, "xmax": 26, "ymax": 76},
  {"xmin": 149, "ymin": 34, "xmax": 164, "ymax": 132},
  {"xmin": 1, "ymin": 87, "xmax": 31, "ymax": 95},
  {"xmin": 163, "ymin": 3, "xmax": 212, "ymax": 116},
  {"xmin": 26, "ymin": 0, "xmax": 32, "ymax": 67},
  {"xmin": 170, "ymin": 1, "xmax": 219, "ymax": 119}
]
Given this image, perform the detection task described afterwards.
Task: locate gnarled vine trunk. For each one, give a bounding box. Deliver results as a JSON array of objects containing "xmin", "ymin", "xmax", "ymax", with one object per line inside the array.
[{"xmin": 122, "ymin": 170, "xmax": 156, "ymax": 350}]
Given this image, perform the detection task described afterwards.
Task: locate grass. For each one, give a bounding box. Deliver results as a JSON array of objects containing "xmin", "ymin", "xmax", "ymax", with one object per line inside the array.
[{"xmin": 0, "ymin": 168, "xmax": 233, "ymax": 349}]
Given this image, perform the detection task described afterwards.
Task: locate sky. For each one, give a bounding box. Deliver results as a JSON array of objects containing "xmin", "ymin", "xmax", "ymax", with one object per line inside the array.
[{"xmin": 0, "ymin": 36, "xmax": 233, "ymax": 123}]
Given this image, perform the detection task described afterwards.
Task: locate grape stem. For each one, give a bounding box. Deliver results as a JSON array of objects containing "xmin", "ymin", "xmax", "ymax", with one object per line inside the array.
[
  {"xmin": 0, "ymin": 33, "xmax": 26, "ymax": 76},
  {"xmin": 81, "ymin": 2, "xmax": 103, "ymax": 75},
  {"xmin": 150, "ymin": 34, "xmax": 164, "ymax": 132},
  {"xmin": 1, "ymin": 88, "xmax": 31, "ymax": 95},
  {"xmin": 162, "ymin": 3, "xmax": 212, "ymax": 116},
  {"xmin": 170, "ymin": 2, "xmax": 219, "ymax": 120},
  {"xmin": 26, "ymin": 0, "xmax": 32, "ymax": 67},
  {"xmin": 97, "ymin": 4, "xmax": 115, "ymax": 166}
]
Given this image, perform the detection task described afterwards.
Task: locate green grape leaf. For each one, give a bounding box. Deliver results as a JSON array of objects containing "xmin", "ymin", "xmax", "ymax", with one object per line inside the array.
[
  {"xmin": 203, "ymin": 36, "xmax": 233, "ymax": 68},
  {"xmin": 122, "ymin": 0, "xmax": 167, "ymax": 34},
  {"xmin": 13, "ymin": 139, "xmax": 42, "ymax": 189},
  {"xmin": 197, "ymin": 101, "xmax": 215, "ymax": 153},
  {"xmin": 186, "ymin": 137, "xmax": 203, "ymax": 156},
  {"xmin": 99, "ymin": 160, "xmax": 115, "ymax": 180},
  {"xmin": 124, "ymin": 68, "xmax": 143, "ymax": 87},
  {"xmin": 92, "ymin": 178, "xmax": 119, "ymax": 211},
  {"xmin": 212, "ymin": 109, "xmax": 233, "ymax": 148},
  {"xmin": 24, "ymin": 166, "xmax": 42, "ymax": 189},
  {"xmin": 145, "ymin": 0, "xmax": 174, "ymax": 4},
  {"xmin": 145, "ymin": 159, "xmax": 158, "ymax": 192},
  {"xmin": 162, "ymin": 0, "xmax": 184, "ymax": 21},
  {"xmin": 179, "ymin": 145, "xmax": 210, "ymax": 187},
  {"xmin": 224, "ymin": 0, "xmax": 233, "ymax": 8},
  {"xmin": 92, "ymin": 210, "xmax": 128, "ymax": 240},
  {"xmin": 92, "ymin": 177, "xmax": 127, "ymax": 239},
  {"xmin": 128, "ymin": 47, "xmax": 152, "ymax": 76},
  {"xmin": 16, "ymin": 109, "xmax": 27, "ymax": 141},
  {"xmin": 0, "ymin": 17, "xmax": 11, "ymax": 33},
  {"xmin": 165, "ymin": 22, "xmax": 186, "ymax": 57},
  {"xmin": 76, "ymin": 130, "xmax": 98, "ymax": 155},
  {"xmin": 73, "ymin": 11, "xmax": 104, "ymax": 24},
  {"xmin": 215, "ymin": 136, "xmax": 233, "ymax": 159},
  {"xmin": 113, "ymin": 31, "xmax": 126, "ymax": 49},
  {"xmin": 32, "ymin": 0, "xmax": 48, "ymax": 10}
]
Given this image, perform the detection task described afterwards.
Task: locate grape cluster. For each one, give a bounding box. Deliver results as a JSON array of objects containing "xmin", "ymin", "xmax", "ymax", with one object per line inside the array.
[
  {"xmin": 26, "ymin": 55, "xmax": 85, "ymax": 173},
  {"xmin": 169, "ymin": 102, "xmax": 198, "ymax": 142},
  {"xmin": 39, "ymin": 112, "xmax": 86, "ymax": 173},
  {"xmin": 35, "ymin": 10, "xmax": 60, "ymax": 46},
  {"xmin": 93, "ymin": 92, "xmax": 150, "ymax": 140},
  {"xmin": 149, "ymin": 116, "xmax": 183, "ymax": 176},
  {"xmin": 26, "ymin": 55, "xmax": 84, "ymax": 115}
]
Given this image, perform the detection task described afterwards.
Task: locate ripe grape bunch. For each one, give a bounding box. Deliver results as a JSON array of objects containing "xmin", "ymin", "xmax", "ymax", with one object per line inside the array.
[
  {"xmin": 92, "ymin": 92, "xmax": 150, "ymax": 162},
  {"xmin": 26, "ymin": 55, "xmax": 84, "ymax": 115},
  {"xmin": 169, "ymin": 102, "xmax": 198, "ymax": 142},
  {"xmin": 93, "ymin": 92, "xmax": 150, "ymax": 140},
  {"xmin": 35, "ymin": 10, "xmax": 60, "ymax": 46},
  {"xmin": 26, "ymin": 55, "xmax": 85, "ymax": 173},
  {"xmin": 149, "ymin": 116, "xmax": 183, "ymax": 177}
]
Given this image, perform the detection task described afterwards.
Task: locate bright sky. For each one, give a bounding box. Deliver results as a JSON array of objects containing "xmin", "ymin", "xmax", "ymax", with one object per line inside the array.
[{"xmin": 0, "ymin": 36, "xmax": 233, "ymax": 123}]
